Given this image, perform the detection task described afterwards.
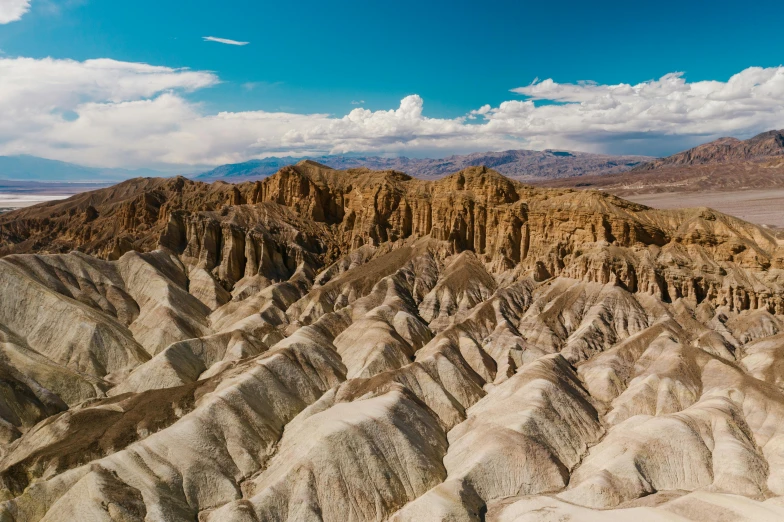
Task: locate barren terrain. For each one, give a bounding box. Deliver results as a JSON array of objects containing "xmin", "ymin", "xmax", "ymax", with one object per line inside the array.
[
  {"xmin": 537, "ymin": 130, "xmax": 784, "ymax": 230},
  {"xmin": 625, "ymin": 189, "xmax": 784, "ymax": 229},
  {"xmin": 0, "ymin": 162, "xmax": 784, "ymax": 521}
]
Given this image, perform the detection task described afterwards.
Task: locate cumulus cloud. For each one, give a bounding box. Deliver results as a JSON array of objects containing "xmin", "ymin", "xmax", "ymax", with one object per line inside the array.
[
  {"xmin": 0, "ymin": 57, "xmax": 217, "ymax": 106},
  {"xmin": 203, "ymin": 36, "xmax": 249, "ymax": 46},
  {"xmin": 1, "ymin": 56, "xmax": 784, "ymax": 170},
  {"xmin": 504, "ymin": 68, "xmax": 784, "ymax": 152},
  {"xmin": 0, "ymin": 0, "xmax": 31, "ymax": 24}
]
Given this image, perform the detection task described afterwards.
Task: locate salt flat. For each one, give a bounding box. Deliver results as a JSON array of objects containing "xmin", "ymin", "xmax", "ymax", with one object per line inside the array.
[
  {"xmin": 625, "ymin": 188, "xmax": 784, "ymax": 228},
  {"xmin": 0, "ymin": 193, "xmax": 71, "ymax": 209}
]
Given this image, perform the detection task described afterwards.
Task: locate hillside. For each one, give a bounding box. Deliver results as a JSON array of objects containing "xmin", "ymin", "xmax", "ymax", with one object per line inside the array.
[
  {"xmin": 540, "ymin": 157, "xmax": 784, "ymax": 194},
  {"xmin": 634, "ymin": 129, "xmax": 784, "ymax": 171},
  {"xmin": 1, "ymin": 162, "xmax": 784, "ymax": 521}
]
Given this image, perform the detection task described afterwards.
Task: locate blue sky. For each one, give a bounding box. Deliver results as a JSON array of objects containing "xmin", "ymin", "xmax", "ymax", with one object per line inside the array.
[{"xmin": 1, "ymin": 0, "xmax": 784, "ymax": 170}]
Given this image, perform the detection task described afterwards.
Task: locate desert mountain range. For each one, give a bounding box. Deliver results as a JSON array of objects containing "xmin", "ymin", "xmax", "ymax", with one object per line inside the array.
[
  {"xmin": 196, "ymin": 129, "xmax": 784, "ymax": 186},
  {"xmin": 1, "ymin": 160, "xmax": 784, "ymax": 520},
  {"xmin": 545, "ymin": 129, "xmax": 784, "ymax": 194},
  {"xmin": 196, "ymin": 149, "xmax": 650, "ymax": 182},
  {"xmin": 635, "ymin": 129, "xmax": 784, "ymax": 171},
  {"xmin": 537, "ymin": 130, "xmax": 784, "ymax": 230}
]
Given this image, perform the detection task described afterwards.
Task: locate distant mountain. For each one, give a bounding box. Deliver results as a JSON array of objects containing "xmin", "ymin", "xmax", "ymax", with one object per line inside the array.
[
  {"xmin": 197, "ymin": 157, "xmax": 303, "ymax": 180},
  {"xmin": 0, "ymin": 155, "xmax": 166, "ymax": 182},
  {"xmin": 542, "ymin": 130, "xmax": 784, "ymax": 203},
  {"xmin": 196, "ymin": 150, "xmax": 651, "ymax": 181},
  {"xmin": 634, "ymin": 129, "xmax": 784, "ymax": 171}
]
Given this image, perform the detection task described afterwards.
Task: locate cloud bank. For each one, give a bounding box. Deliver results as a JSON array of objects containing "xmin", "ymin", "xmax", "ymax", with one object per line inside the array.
[
  {"xmin": 1, "ymin": 56, "xmax": 784, "ymax": 170},
  {"xmin": 0, "ymin": 0, "xmax": 31, "ymax": 24},
  {"xmin": 203, "ymin": 36, "xmax": 249, "ymax": 46}
]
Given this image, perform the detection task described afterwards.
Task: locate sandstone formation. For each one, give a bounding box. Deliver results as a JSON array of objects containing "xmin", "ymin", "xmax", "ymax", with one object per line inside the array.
[{"xmin": 1, "ymin": 162, "xmax": 784, "ymax": 520}]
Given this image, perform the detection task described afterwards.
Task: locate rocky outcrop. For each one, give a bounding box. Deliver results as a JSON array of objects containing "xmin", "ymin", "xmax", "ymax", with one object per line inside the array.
[{"xmin": 2, "ymin": 162, "xmax": 783, "ymax": 317}]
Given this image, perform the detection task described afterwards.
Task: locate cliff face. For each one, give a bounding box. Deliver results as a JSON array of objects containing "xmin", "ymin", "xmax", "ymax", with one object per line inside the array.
[
  {"xmin": 4, "ymin": 163, "xmax": 784, "ymax": 520},
  {"xmin": 2, "ymin": 161, "xmax": 783, "ymax": 314}
]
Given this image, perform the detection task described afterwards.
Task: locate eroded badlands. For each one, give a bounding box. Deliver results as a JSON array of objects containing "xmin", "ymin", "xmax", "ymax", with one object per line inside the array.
[{"xmin": 1, "ymin": 163, "xmax": 784, "ymax": 520}]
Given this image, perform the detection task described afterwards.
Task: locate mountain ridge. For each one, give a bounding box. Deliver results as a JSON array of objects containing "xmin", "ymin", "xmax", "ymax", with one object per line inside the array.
[
  {"xmin": 537, "ymin": 129, "xmax": 784, "ymax": 229},
  {"xmin": 196, "ymin": 149, "xmax": 651, "ymax": 181},
  {"xmin": 634, "ymin": 129, "xmax": 784, "ymax": 171}
]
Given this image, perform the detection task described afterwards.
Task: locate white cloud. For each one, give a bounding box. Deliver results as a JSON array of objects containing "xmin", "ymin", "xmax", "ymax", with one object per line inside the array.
[
  {"xmin": 2, "ymin": 57, "xmax": 784, "ymax": 171},
  {"xmin": 0, "ymin": 57, "xmax": 217, "ymax": 106},
  {"xmin": 351, "ymin": 100, "xmax": 365, "ymax": 105},
  {"xmin": 241, "ymin": 81, "xmax": 282, "ymax": 91},
  {"xmin": 0, "ymin": 0, "xmax": 31, "ymax": 24},
  {"xmin": 203, "ymin": 36, "xmax": 249, "ymax": 46},
  {"xmin": 499, "ymin": 67, "xmax": 784, "ymax": 153}
]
